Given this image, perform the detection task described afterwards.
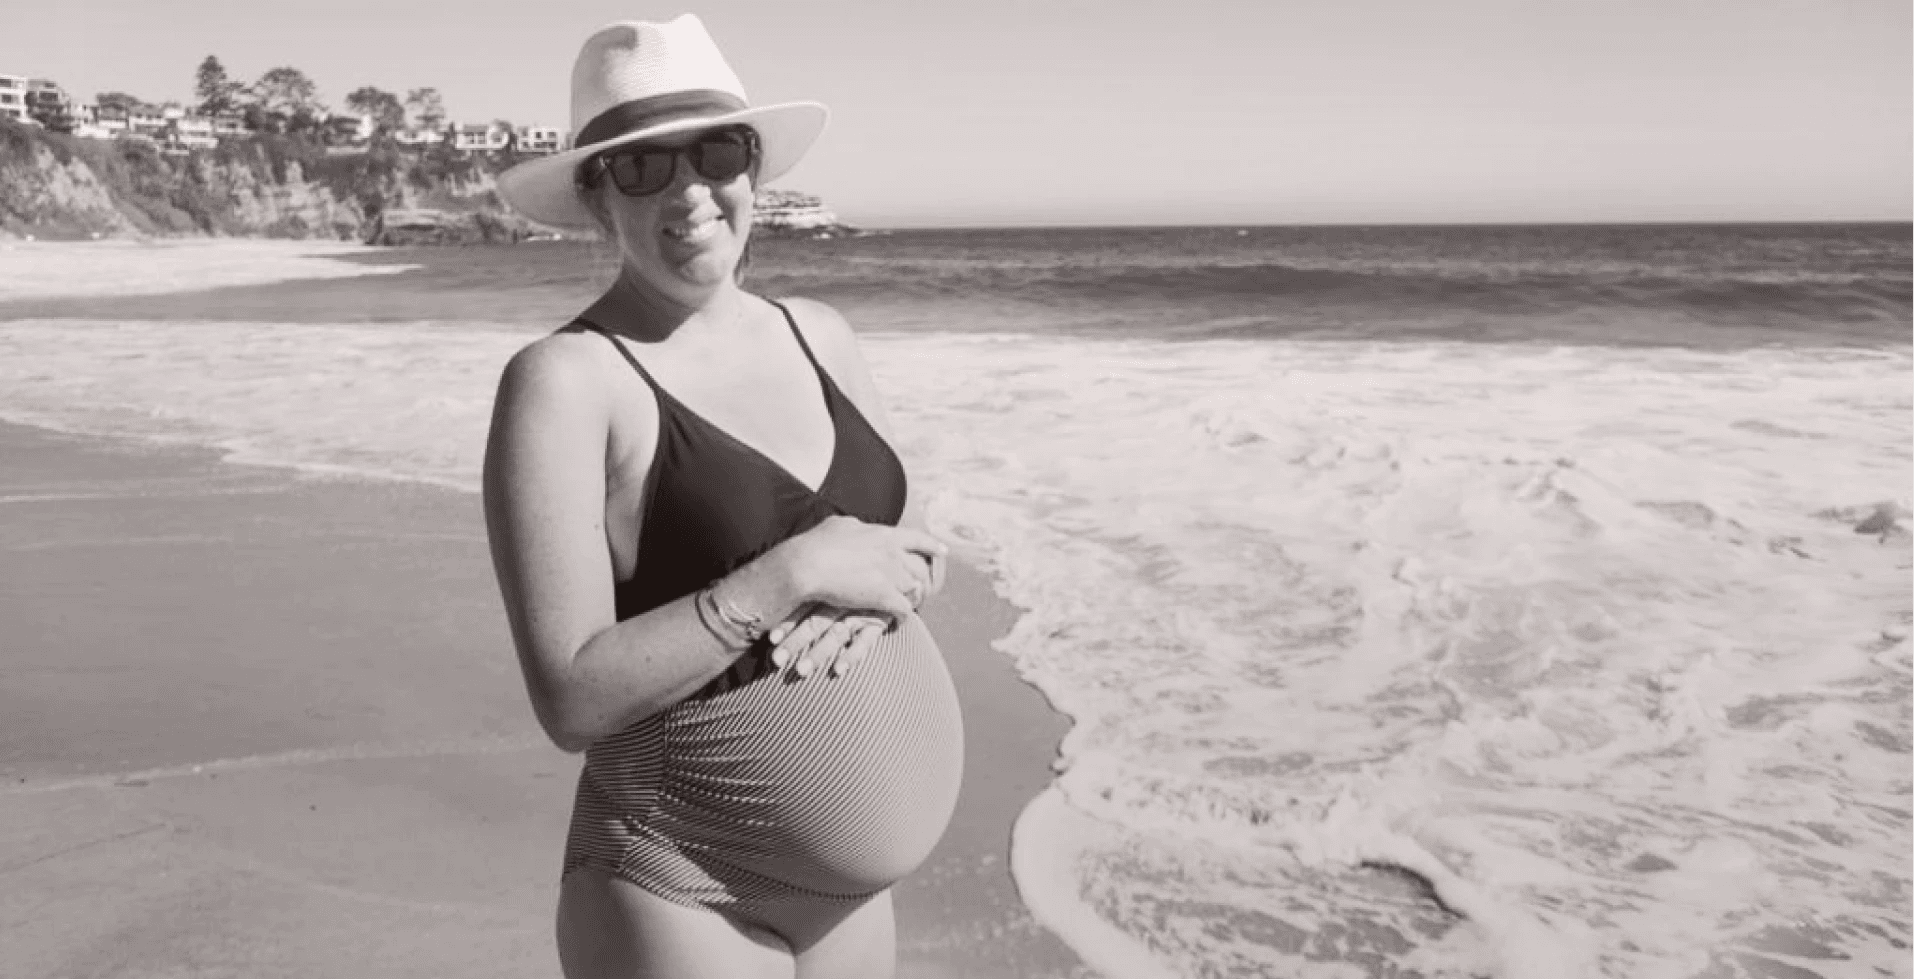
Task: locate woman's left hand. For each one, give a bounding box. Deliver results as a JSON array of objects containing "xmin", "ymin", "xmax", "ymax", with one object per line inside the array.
[
  {"xmin": 770, "ymin": 604, "xmax": 894, "ymax": 678},
  {"xmin": 770, "ymin": 550, "xmax": 939, "ymax": 679}
]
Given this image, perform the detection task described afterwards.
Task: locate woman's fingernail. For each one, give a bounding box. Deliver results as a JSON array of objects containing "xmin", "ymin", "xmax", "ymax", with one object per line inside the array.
[
  {"xmin": 772, "ymin": 648, "xmax": 789, "ymax": 668},
  {"xmin": 796, "ymin": 659, "xmax": 814, "ymax": 678}
]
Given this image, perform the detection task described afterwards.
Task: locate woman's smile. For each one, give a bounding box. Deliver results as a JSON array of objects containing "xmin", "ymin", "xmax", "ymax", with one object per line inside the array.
[{"xmin": 661, "ymin": 212, "xmax": 724, "ymax": 245}]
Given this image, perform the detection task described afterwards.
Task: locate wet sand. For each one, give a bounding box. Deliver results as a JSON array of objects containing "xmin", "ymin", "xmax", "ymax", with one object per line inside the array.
[{"xmin": 0, "ymin": 421, "xmax": 1085, "ymax": 978}]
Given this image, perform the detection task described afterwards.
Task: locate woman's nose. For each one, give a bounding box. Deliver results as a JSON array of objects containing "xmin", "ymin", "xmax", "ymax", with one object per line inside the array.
[{"xmin": 666, "ymin": 153, "xmax": 715, "ymax": 196}]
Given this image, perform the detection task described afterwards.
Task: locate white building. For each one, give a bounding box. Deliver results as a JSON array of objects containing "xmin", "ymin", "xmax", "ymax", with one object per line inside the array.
[
  {"xmin": 0, "ymin": 73, "xmax": 28, "ymax": 122},
  {"xmin": 515, "ymin": 125, "xmax": 565, "ymax": 154},
  {"xmin": 92, "ymin": 105, "xmax": 129, "ymax": 137},
  {"xmin": 173, "ymin": 115, "xmax": 217, "ymax": 150},
  {"xmin": 394, "ymin": 126, "xmax": 443, "ymax": 147},
  {"xmin": 452, "ymin": 122, "xmax": 511, "ymax": 153},
  {"xmin": 326, "ymin": 111, "xmax": 373, "ymax": 144},
  {"xmin": 128, "ymin": 107, "xmax": 166, "ymax": 136},
  {"xmin": 69, "ymin": 104, "xmax": 114, "ymax": 140}
]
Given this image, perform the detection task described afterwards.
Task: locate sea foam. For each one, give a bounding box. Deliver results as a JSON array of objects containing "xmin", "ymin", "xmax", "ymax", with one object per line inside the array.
[{"xmin": 0, "ymin": 239, "xmax": 409, "ymax": 301}]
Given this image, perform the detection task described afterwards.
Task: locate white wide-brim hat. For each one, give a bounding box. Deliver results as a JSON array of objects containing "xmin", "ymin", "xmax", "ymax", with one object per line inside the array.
[{"xmin": 498, "ymin": 14, "xmax": 827, "ymax": 229}]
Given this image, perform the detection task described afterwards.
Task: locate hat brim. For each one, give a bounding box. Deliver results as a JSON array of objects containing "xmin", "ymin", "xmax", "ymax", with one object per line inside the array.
[{"xmin": 497, "ymin": 101, "xmax": 827, "ymax": 229}]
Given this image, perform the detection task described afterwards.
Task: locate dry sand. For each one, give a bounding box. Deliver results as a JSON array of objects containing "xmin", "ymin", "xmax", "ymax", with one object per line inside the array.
[{"xmin": 0, "ymin": 421, "xmax": 1086, "ymax": 978}]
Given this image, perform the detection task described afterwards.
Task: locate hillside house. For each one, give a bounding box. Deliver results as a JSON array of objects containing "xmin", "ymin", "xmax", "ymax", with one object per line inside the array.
[
  {"xmin": 25, "ymin": 79, "xmax": 73, "ymax": 129},
  {"xmin": 394, "ymin": 126, "xmax": 444, "ymax": 147},
  {"xmin": 128, "ymin": 107, "xmax": 166, "ymax": 137},
  {"xmin": 172, "ymin": 115, "xmax": 217, "ymax": 149},
  {"xmin": 92, "ymin": 104, "xmax": 128, "ymax": 136},
  {"xmin": 0, "ymin": 74, "xmax": 27, "ymax": 122},
  {"xmin": 515, "ymin": 125, "xmax": 565, "ymax": 154},
  {"xmin": 68, "ymin": 105, "xmax": 114, "ymax": 140},
  {"xmin": 452, "ymin": 122, "xmax": 511, "ymax": 153}
]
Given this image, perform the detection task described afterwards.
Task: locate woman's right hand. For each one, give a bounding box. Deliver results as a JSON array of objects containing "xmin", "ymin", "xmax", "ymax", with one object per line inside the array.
[{"xmin": 757, "ymin": 515, "xmax": 946, "ymax": 620}]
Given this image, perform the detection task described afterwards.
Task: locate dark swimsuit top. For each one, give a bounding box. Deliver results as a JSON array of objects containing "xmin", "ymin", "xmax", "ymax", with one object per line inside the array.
[{"xmin": 578, "ymin": 300, "xmax": 908, "ymax": 626}]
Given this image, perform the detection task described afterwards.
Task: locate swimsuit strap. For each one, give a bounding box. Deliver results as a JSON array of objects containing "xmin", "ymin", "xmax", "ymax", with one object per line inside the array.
[
  {"xmin": 765, "ymin": 299, "xmax": 829, "ymax": 377},
  {"xmin": 577, "ymin": 300, "xmax": 820, "ymax": 391},
  {"xmin": 574, "ymin": 317, "xmax": 665, "ymax": 394}
]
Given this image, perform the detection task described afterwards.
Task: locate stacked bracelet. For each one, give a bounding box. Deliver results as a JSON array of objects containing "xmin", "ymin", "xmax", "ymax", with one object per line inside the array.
[
  {"xmin": 693, "ymin": 579, "xmax": 768, "ymax": 654},
  {"xmin": 694, "ymin": 587, "xmax": 752, "ymax": 654},
  {"xmin": 710, "ymin": 584, "xmax": 769, "ymax": 644}
]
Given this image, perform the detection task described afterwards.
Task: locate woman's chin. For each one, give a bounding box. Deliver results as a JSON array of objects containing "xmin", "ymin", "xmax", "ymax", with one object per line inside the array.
[{"xmin": 666, "ymin": 251, "xmax": 742, "ymax": 289}]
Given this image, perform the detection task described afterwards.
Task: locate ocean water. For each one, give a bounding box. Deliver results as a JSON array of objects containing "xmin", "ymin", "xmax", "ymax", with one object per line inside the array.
[{"xmin": 1, "ymin": 225, "xmax": 1908, "ymax": 978}]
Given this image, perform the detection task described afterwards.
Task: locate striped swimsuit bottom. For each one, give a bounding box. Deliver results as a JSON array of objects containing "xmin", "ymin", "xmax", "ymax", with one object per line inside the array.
[
  {"xmin": 563, "ymin": 616, "xmax": 963, "ymax": 922},
  {"xmin": 563, "ymin": 303, "xmax": 965, "ymax": 932}
]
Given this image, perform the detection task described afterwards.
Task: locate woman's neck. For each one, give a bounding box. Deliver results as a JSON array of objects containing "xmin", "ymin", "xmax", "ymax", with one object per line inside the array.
[{"xmin": 585, "ymin": 267, "xmax": 747, "ymax": 344}]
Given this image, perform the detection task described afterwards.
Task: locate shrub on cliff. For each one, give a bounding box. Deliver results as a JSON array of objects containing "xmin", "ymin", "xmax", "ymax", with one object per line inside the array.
[{"xmin": 1, "ymin": 122, "xmax": 202, "ymax": 235}]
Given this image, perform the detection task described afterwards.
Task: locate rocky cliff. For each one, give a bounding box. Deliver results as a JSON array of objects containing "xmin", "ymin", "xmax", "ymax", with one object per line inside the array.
[
  {"xmin": 0, "ymin": 121, "xmax": 853, "ymax": 244},
  {"xmin": 754, "ymin": 188, "xmax": 856, "ymax": 239},
  {"xmin": 0, "ymin": 121, "xmax": 537, "ymax": 243}
]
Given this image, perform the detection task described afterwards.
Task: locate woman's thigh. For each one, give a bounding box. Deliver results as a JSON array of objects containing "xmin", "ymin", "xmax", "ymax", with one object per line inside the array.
[
  {"xmin": 556, "ymin": 868, "xmax": 793, "ymax": 979},
  {"xmin": 794, "ymin": 890, "xmax": 895, "ymax": 979}
]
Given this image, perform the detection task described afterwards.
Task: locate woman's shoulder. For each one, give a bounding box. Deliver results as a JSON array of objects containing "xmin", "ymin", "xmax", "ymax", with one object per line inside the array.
[
  {"xmin": 495, "ymin": 323, "xmax": 647, "ymax": 424},
  {"xmin": 503, "ymin": 325, "xmax": 606, "ymax": 386}
]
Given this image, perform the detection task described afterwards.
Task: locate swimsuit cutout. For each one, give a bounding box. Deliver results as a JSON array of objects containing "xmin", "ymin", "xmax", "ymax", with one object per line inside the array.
[{"xmin": 562, "ymin": 301, "xmax": 964, "ymax": 937}]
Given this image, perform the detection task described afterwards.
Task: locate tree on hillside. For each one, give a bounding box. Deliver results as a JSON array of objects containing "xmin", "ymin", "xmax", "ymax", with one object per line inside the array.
[
  {"xmin": 194, "ymin": 56, "xmax": 244, "ymax": 116},
  {"xmin": 288, "ymin": 106, "xmax": 327, "ymax": 138},
  {"xmin": 345, "ymin": 86, "xmax": 405, "ymax": 134},
  {"xmin": 96, "ymin": 91, "xmax": 147, "ymax": 113},
  {"xmin": 254, "ymin": 66, "xmax": 320, "ymax": 117},
  {"xmin": 404, "ymin": 87, "xmax": 445, "ymax": 130},
  {"xmin": 492, "ymin": 118, "xmax": 518, "ymax": 153},
  {"xmin": 244, "ymin": 66, "xmax": 323, "ymax": 137}
]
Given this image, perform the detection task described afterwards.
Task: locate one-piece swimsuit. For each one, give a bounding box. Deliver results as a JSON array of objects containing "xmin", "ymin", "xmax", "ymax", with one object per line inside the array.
[{"xmin": 560, "ymin": 300, "xmax": 964, "ymax": 933}]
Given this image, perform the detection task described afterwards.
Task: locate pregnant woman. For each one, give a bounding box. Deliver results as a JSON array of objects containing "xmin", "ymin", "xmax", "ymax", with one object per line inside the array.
[{"xmin": 484, "ymin": 16, "xmax": 963, "ymax": 978}]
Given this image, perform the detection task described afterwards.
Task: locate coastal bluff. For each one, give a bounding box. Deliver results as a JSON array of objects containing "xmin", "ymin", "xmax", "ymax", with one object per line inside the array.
[{"xmin": 0, "ymin": 121, "xmax": 855, "ymax": 244}]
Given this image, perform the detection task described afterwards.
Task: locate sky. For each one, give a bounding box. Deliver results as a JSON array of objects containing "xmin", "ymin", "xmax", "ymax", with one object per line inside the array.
[{"xmin": 3, "ymin": 0, "xmax": 1908, "ymax": 227}]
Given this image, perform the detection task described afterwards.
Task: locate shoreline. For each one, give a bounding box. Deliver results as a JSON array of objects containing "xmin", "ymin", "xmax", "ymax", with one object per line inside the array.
[{"xmin": 0, "ymin": 420, "xmax": 1086, "ymax": 979}]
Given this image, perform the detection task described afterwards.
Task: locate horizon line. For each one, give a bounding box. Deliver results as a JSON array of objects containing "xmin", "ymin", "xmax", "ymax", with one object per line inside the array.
[{"xmin": 845, "ymin": 217, "xmax": 1914, "ymax": 232}]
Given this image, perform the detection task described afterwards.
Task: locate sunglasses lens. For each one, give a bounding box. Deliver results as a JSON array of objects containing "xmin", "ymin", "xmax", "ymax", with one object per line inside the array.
[
  {"xmin": 692, "ymin": 130, "xmax": 755, "ymax": 182},
  {"xmin": 596, "ymin": 129, "xmax": 756, "ymax": 197},
  {"xmin": 604, "ymin": 150, "xmax": 675, "ymax": 195}
]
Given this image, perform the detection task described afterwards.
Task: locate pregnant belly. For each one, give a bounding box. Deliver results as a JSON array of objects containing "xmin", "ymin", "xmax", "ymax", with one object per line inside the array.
[{"xmin": 591, "ymin": 614, "xmax": 964, "ymax": 898}]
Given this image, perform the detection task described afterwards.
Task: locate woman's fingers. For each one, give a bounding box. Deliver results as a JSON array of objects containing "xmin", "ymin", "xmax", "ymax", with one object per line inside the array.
[
  {"xmin": 903, "ymin": 551, "xmax": 943, "ymax": 605},
  {"xmin": 795, "ymin": 613, "xmax": 859, "ymax": 678},
  {"xmin": 768, "ymin": 608, "xmax": 892, "ymax": 680},
  {"xmin": 890, "ymin": 527, "xmax": 949, "ymax": 564},
  {"xmin": 768, "ymin": 602, "xmax": 818, "ymax": 647},
  {"xmin": 770, "ymin": 607, "xmax": 832, "ymax": 669},
  {"xmin": 829, "ymin": 616, "xmax": 890, "ymax": 677},
  {"xmin": 926, "ymin": 548, "xmax": 947, "ymax": 594}
]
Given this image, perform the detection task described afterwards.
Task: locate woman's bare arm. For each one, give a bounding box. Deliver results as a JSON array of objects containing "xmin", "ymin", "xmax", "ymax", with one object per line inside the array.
[{"xmin": 482, "ymin": 335, "xmax": 789, "ymax": 751}]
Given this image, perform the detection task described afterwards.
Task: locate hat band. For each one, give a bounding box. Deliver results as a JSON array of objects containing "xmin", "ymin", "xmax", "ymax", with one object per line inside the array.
[{"xmin": 575, "ymin": 90, "xmax": 749, "ymax": 149}]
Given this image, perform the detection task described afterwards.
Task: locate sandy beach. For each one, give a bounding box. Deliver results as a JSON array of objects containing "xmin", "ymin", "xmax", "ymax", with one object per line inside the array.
[{"xmin": 0, "ymin": 420, "xmax": 1085, "ymax": 978}]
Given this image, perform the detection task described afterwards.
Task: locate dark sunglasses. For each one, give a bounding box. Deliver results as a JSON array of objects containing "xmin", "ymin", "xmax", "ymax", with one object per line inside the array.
[{"xmin": 579, "ymin": 126, "xmax": 760, "ymax": 197}]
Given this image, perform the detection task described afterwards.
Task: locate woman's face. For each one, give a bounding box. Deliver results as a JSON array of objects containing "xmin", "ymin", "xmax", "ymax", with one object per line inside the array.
[{"xmin": 594, "ymin": 127, "xmax": 756, "ymax": 306}]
